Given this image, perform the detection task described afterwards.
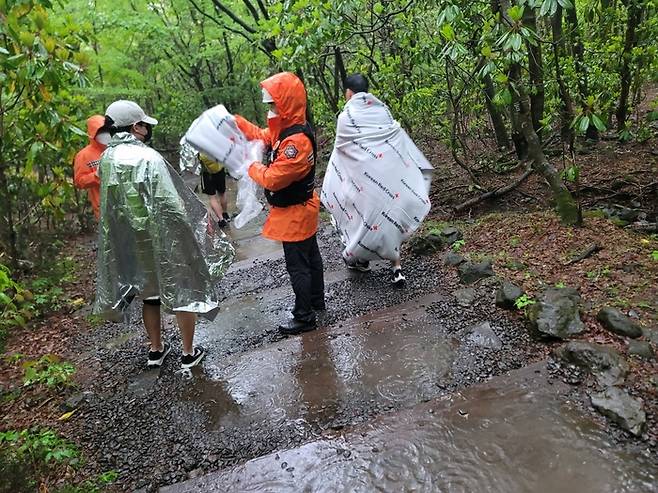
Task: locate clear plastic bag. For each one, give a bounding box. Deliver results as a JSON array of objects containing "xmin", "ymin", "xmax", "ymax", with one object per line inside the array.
[
  {"xmin": 184, "ymin": 106, "xmax": 265, "ymax": 228},
  {"xmin": 233, "ymin": 174, "xmax": 263, "ymax": 228}
]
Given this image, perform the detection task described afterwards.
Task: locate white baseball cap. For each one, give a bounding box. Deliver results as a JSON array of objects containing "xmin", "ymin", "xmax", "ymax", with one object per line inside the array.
[
  {"xmin": 105, "ymin": 100, "xmax": 158, "ymax": 127},
  {"xmin": 261, "ymin": 87, "xmax": 275, "ymax": 103}
]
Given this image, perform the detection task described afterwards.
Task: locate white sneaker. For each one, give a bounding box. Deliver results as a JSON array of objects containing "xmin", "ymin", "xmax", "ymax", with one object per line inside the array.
[
  {"xmin": 147, "ymin": 342, "xmax": 171, "ymax": 367},
  {"xmin": 181, "ymin": 346, "xmax": 206, "ymax": 369},
  {"xmin": 345, "ymin": 259, "xmax": 371, "ymax": 272},
  {"xmin": 391, "ymin": 268, "xmax": 406, "ymax": 287}
]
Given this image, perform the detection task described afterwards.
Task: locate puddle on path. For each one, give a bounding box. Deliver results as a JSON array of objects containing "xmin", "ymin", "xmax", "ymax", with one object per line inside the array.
[
  {"xmin": 225, "ymin": 212, "xmax": 280, "ymax": 262},
  {"xmin": 183, "ymin": 295, "xmax": 454, "ymax": 432},
  {"xmin": 195, "ymin": 264, "xmax": 392, "ymax": 352},
  {"xmin": 164, "ymin": 363, "xmax": 658, "ymax": 493},
  {"xmin": 199, "ymin": 183, "xmax": 280, "ymax": 262},
  {"xmin": 104, "ymin": 330, "xmax": 139, "ymax": 350},
  {"xmin": 126, "ymin": 367, "xmax": 161, "ymax": 397}
]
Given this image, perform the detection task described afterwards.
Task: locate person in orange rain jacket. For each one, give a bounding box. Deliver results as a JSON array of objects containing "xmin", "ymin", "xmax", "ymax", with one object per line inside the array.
[
  {"xmin": 235, "ymin": 72, "xmax": 325, "ymax": 336},
  {"xmin": 73, "ymin": 115, "xmax": 110, "ymax": 219}
]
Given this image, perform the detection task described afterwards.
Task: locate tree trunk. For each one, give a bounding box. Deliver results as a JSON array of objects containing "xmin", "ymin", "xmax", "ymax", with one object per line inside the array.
[
  {"xmin": 564, "ymin": 3, "xmax": 598, "ymax": 140},
  {"xmin": 616, "ymin": 0, "xmax": 642, "ymax": 131},
  {"xmin": 0, "ymin": 167, "xmax": 18, "ymax": 268},
  {"xmin": 525, "ymin": 7, "xmax": 545, "ymax": 137},
  {"xmin": 223, "ymin": 32, "xmax": 234, "ymax": 76},
  {"xmin": 0, "ymin": 92, "xmax": 20, "ymax": 269},
  {"xmin": 483, "ymin": 73, "xmax": 510, "ymax": 149},
  {"xmin": 509, "ymin": 94, "xmax": 528, "ymax": 160},
  {"xmin": 551, "ymin": 5, "xmax": 575, "ymax": 150},
  {"xmin": 509, "ymin": 65, "xmax": 580, "ymax": 225}
]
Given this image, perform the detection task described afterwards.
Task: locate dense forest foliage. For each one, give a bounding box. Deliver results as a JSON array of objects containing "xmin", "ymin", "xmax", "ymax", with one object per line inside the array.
[{"xmin": 1, "ymin": 0, "xmax": 657, "ymax": 301}]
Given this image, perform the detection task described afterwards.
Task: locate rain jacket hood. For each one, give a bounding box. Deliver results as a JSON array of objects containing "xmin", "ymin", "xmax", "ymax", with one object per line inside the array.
[
  {"xmin": 86, "ymin": 115, "xmax": 106, "ymax": 144},
  {"xmin": 73, "ymin": 114, "xmax": 106, "ymax": 219},
  {"xmin": 260, "ymin": 72, "xmax": 307, "ymax": 133},
  {"xmin": 236, "ymin": 72, "xmax": 319, "ymax": 242}
]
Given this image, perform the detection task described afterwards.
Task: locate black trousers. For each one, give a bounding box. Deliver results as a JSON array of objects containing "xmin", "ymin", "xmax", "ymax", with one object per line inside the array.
[{"xmin": 282, "ymin": 234, "xmax": 325, "ymax": 322}]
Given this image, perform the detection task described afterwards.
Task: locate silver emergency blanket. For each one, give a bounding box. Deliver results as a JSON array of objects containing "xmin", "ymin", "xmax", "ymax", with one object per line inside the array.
[
  {"xmin": 184, "ymin": 105, "xmax": 264, "ymax": 228},
  {"xmin": 93, "ymin": 133, "xmax": 235, "ymax": 322},
  {"xmin": 321, "ymin": 93, "xmax": 433, "ymax": 262},
  {"xmin": 178, "ymin": 139, "xmax": 202, "ymax": 191}
]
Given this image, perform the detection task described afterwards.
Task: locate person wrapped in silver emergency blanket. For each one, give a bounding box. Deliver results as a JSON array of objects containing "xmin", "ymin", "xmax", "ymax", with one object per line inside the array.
[{"xmin": 93, "ymin": 100, "xmax": 235, "ymax": 369}]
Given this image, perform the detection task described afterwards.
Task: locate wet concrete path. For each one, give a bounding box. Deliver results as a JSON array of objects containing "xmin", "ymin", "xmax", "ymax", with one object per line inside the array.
[
  {"xmin": 71, "ymin": 186, "xmax": 657, "ymax": 491},
  {"xmin": 157, "ymin": 207, "xmax": 656, "ymax": 491},
  {"xmin": 162, "ymin": 363, "xmax": 657, "ymax": 493},
  {"xmin": 184, "ymin": 294, "xmax": 457, "ymax": 432}
]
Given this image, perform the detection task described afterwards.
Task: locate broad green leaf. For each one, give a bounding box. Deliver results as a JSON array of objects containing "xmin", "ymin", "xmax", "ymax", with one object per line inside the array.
[
  {"xmin": 578, "ymin": 116, "xmax": 590, "ymax": 133},
  {"xmin": 591, "ymin": 114, "xmax": 607, "ymax": 132},
  {"xmin": 440, "ymin": 24, "xmax": 455, "ymax": 41}
]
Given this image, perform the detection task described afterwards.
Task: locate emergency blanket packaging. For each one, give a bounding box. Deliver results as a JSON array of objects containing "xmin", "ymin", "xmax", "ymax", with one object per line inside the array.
[
  {"xmin": 93, "ymin": 133, "xmax": 235, "ymax": 322},
  {"xmin": 183, "ymin": 105, "xmax": 264, "ymax": 228},
  {"xmin": 321, "ymin": 93, "xmax": 433, "ymax": 262}
]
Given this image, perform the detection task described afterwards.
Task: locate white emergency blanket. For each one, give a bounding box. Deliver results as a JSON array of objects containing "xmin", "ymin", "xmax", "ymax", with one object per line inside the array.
[
  {"xmin": 183, "ymin": 105, "xmax": 264, "ymax": 228},
  {"xmin": 321, "ymin": 93, "xmax": 433, "ymax": 262}
]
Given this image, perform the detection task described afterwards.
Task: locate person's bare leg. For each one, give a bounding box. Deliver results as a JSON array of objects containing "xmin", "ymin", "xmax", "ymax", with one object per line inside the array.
[
  {"xmin": 143, "ymin": 303, "xmax": 162, "ymax": 351},
  {"xmin": 175, "ymin": 311, "xmax": 197, "ymax": 354},
  {"xmin": 219, "ymin": 192, "xmax": 228, "ymax": 216},
  {"xmin": 208, "ymin": 194, "xmax": 223, "ymax": 220},
  {"xmin": 392, "ymin": 259, "xmax": 402, "ymax": 270}
]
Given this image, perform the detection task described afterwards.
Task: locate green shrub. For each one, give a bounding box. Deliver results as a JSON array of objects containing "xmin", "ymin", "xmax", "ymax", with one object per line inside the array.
[{"xmin": 22, "ymin": 355, "xmax": 76, "ymax": 389}]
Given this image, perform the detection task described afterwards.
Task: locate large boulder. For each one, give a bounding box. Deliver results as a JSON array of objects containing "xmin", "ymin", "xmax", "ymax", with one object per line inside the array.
[
  {"xmin": 555, "ymin": 341, "xmax": 629, "ymax": 386},
  {"xmin": 642, "ymin": 327, "xmax": 658, "ymax": 344},
  {"xmin": 440, "ymin": 226, "xmax": 463, "ymax": 245},
  {"xmin": 443, "ymin": 251, "xmax": 465, "ymax": 266},
  {"xmin": 409, "ymin": 232, "xmax": 445, "ymax": 256},
  {"xmin": 458, "ymin": 259, "xmax": 494, "ymax": 284},
  {"xmin": 495, "ymin": 281, "xmax": 524, "ymax": 310},
  {"xmin": 466, "ymin": 322, "xmax": 502, "ymax": 350},
  {"xmin": 597, "ymin": 307, "xmax": 643, "ymax": 339},
  {"xmin": 453, "ymin": 288, "xmax": 477, "ymax": 307},
  {"xmin": 527, "ymin": 288, "xmax": 585, "ymax": 339},
  {"xmin": 589, "ymin": 387, "xmax": 646, "ymax": 436},
  {"xmin": 628, "ymin": 340, "xmax": 654, "ymax": 360}
]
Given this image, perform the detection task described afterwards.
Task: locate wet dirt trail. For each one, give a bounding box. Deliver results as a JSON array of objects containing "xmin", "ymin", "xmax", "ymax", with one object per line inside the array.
[{"xmin": 67, "ymin": 186, "xmax": 658, "ymax": 492}]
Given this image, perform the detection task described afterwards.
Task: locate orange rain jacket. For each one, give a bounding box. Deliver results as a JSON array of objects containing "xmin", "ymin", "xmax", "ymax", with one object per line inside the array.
[
  {"xmin": 73, "ymin": 115, "xmax": 106, "ymax": 219},
  {"xmin": 235, "ymin": 72, "xmax": 319, "ymax": 243}
]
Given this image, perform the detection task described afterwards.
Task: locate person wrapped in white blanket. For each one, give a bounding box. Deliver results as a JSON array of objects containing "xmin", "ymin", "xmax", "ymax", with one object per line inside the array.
[{"xmin": 321, "ymin": 74, "xmax": 433, "ymax": 286}]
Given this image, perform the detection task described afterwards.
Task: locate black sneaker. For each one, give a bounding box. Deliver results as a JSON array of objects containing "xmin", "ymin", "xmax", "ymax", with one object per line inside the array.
[
  {"xmin": 222, "ymin": 212, "xmax": 231, "ymax": 223},
  {"xmin": 181, "ymin": 346, "xmax": 206, "ymax": 369},
  {"xmin": 345, "ymin": 259, "xmax": 371, "ymax": 272},
  {"xmin": 147, "ymin": 342, "xmax": 171, "ymax": 367},
  {"xmin": 217, "ymin": 219, "xmax": 228, "ymax": 228},
  {"xmin": 278, "ymin": 318, "xmax": 317, "ymax": 335},
  {"xmin": 391, "ymin": 268, "xmax": 406, "ymax": 287}
]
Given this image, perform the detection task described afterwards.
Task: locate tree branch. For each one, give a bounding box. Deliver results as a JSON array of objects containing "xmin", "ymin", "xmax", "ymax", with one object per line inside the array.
[{"xmin": 454, "ymin": 165, "xmax": 534, "ymax": 212}]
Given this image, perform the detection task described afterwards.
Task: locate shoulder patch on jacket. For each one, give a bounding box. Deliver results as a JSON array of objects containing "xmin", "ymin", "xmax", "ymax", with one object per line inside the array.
[{"xmin": 283, "ymin": 144, "xmax": 299, "ymax": 159}]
